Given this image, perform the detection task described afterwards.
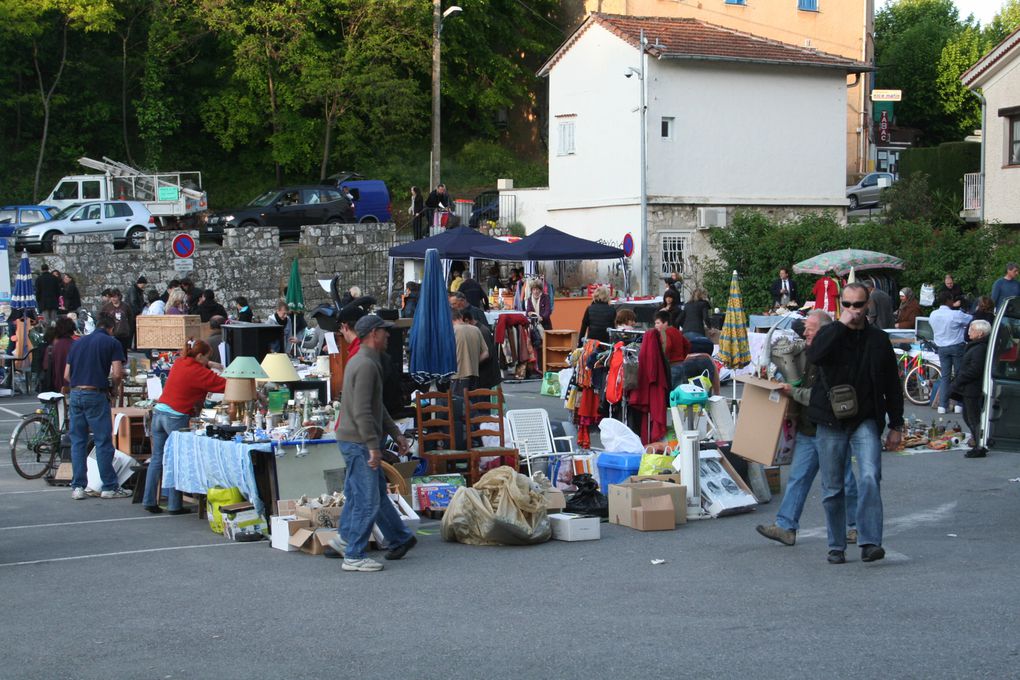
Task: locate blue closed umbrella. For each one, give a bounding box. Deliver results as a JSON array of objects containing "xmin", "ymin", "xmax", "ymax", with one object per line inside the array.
[
  {"xmin": 409, "ymin": 248, "xmax": 456, "ymax": 385},
  {"xmin": 12, "ymin": 251, "xmax": 36, "ymax": 311}
]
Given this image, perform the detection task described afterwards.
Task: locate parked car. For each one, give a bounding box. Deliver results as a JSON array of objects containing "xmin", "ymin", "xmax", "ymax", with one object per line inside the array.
[
  {"xmin": 13, "ymin": 200, "xmax": 157, "ymax": 252},
  {"xmin": 846, "ymin": 172, "xmax": 896, "ymax": 210},
  {"xmin": 0, "ymin": 205, "xmax": 59, "ymax": 237},
  {"xmin": 204, "ymin": 185, "xmax": 354, "ymax": 240},
  {"xmin": 468, "ymin": 190, "xmax": 499, "ymax": 228}
]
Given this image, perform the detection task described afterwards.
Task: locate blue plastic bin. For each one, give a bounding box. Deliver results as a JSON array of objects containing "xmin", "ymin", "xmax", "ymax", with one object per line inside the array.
[{"xmin": 596, "ymin": 452, "xmax": 643, "ymax": 490}]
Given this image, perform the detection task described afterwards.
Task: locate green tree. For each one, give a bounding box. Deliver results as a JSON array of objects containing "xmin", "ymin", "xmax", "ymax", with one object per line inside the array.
[
  {"xmin": 936, "ymin": 23, "xmax": 984, "ymax": 140},
  {"xmin": 984, "ymin": 0, "xmax": 1020, "ymax": 45}
]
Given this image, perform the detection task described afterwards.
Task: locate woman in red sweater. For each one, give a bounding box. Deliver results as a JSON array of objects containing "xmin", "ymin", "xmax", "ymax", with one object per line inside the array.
[{"xmin": 143, "ymin": 340, "xmax": 226, "ymax": 514}]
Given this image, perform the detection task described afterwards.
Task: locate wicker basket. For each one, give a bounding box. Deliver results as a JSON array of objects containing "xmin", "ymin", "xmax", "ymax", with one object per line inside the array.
[{"xmin": 136, "ymin": 315, "xmax": 204, "ymax": 350}]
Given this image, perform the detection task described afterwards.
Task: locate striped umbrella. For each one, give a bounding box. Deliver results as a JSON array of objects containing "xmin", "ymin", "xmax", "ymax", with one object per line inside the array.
[
  {"xmin": 718, "ymin": 270, "xmax": 751, "ymax": 369},
  {"xmin": 409, "ymin": 248, "xmax": 456, "ymax": 385},
  {"xmin": 11, "ymin": 251, "xmax": 36, "ymax": 311}
]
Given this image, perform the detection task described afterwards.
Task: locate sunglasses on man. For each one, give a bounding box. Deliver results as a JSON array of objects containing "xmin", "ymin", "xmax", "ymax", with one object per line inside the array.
[{"xmin": 840, "ymin": 300, "xmax": 868, "ymax": 309}]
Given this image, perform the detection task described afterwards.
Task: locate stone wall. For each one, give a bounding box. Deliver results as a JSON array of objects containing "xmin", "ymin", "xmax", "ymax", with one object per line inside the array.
[{"xmin": 10, "ymin": 223, "xmax": 398, "ymax": 318}]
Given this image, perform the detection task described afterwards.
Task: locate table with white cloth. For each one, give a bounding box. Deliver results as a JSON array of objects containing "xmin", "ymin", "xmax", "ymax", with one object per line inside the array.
[{"xmin": 163, "ymin": 431, "xmax": 270, "ymax": 516}]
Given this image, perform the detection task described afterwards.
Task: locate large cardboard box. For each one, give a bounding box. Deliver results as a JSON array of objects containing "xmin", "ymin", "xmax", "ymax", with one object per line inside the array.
[
  {"xmin": 296, "ymin": 503, "xmax": 342, "ymax": 529},
  {"xmin": 549, "ymin": 513, "xmax": 601, "ymax": 541},
  {"xmin": 270, "ymin": 515, "xmax": 310, "ymax": 552},
  {"xmin": 608, "ymin": 476, "xmax": 687, "ymax": 528},
  {"xmin": 289, "ymin": 528, "xmax": 338, "ymax": 555},
  {"xmin": 631, "ymin": 495, "xmax": 677, "ymax": 531},
  {"xmin": 731, "ymin": 375, "xmax": 793, "ymax": 466},
  {"xmin": 699, "ymin": 449, "xmax": 757, "ymax": 517}
]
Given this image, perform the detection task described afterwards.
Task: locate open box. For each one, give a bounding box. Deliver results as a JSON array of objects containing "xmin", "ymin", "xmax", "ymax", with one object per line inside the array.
[
  {"xmin": 608, "ymin": 474, "xmax": 686, "ymax": 528},
  {"xmin": 731, "ymin": 375, "xmax": 795, "ymax": 466}
]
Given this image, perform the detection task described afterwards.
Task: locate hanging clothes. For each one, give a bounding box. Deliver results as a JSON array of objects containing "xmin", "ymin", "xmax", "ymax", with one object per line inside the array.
[
  {"xmin": 605, "ymin": 342, "xmax": 625, "ymax": 405},
  {"xmin": 626, "ymin": 329, "xmax": 670, "ymax": 445}
]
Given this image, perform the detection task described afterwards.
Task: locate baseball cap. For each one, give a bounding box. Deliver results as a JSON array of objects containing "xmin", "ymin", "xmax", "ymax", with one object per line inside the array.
[{"xmin": 354, "ymin": 314, "xmax": 394, "ymax": 338}]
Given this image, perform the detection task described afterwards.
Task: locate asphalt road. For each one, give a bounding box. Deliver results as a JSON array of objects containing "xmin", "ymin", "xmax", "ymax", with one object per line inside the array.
[{"xmin": 1, "ymin": 384, "xmax": 1018, "ymax": 680}]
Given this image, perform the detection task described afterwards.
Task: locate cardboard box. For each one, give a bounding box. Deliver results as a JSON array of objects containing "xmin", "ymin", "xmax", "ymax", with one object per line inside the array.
[
  {"xmin": 631, "ymin": 495, "xmax": 677, "ymax": 531},
  {"xmin": 731, "ymin": 375, "xmax": 793, "ymax": 466},
  {"xmin": 289, "ymin": 528, "xmax": 338, "ymax": 555},
  {"xmin": 53, "ymin": 462, "xmax": 72, "ymax": 483},
  {"xmin": 223, "ymin": 508, "xmax": 268, "ymax": 540},
  {"xmin": 296, "ymin": 503, "xmax": 342, "ymax": 530},
  {"xmin": 388, "ymin": 493, "xmax": 420, "ymax": 528},
  {"xmin": 410, "ymin": 474, "xmax": 465, "ymax": 510},
  {"xmin": 270, "ymin": 515, "xmax": 309, "ymax": 551},
  {"xmin": 549, "ymin": 513, "xmax": 601, "ymax": 541},
  {"xmin": 542, "ymin": 488, "xmax": 566, "ymax": 511},
  {"xmin": 699, "ymin": 449, "xmax": 757, "ymax": 517},
  {"xmin": 414, "ymin": 484, "xmax": 458, "ymax": 511},
  {"xmin": 608, "ymin": 476, "xmax": 687, "ymax": 528}
]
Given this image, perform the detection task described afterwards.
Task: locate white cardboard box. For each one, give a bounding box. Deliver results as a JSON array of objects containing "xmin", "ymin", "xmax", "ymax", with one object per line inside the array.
[
  {"xmin": 548, "ymin": 513, "xmax": 601, "ymax": 541},
  {"xmin": 270, "ymin": 515, "xmax": 310, "ymax": 552}
]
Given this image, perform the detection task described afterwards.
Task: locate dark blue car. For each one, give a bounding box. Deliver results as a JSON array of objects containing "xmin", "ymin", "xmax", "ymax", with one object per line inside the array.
[{"xmin": 0, "ymin": 205, "xmax": 58, "ymax": 237}]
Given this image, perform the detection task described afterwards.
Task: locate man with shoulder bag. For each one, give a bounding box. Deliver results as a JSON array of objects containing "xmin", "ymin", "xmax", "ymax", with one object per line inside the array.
[{"xmin": 807, "ymin": 283, "xmax": 904, "ymax": 565}]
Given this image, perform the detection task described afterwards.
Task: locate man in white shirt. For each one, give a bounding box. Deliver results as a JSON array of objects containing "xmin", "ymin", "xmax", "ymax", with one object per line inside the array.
[{"xmin": 929, "ymin": 290, "xmax": 973, "ymax": 414}]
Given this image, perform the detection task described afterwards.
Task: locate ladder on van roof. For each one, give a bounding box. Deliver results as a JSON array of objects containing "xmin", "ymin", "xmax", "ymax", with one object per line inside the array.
[{"xmin": 77, "ymin": 156, "xmax": 205, "ymax": 200}]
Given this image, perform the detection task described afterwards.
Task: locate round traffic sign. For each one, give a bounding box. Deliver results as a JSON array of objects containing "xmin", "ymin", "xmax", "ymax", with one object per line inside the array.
[
  {"xmin": 172, "ymin": 234, "xmax": 196, "ymax": 258},
  {"xmin": 622, "ymin": 233, "xmax": 634, "ymax": 257}
]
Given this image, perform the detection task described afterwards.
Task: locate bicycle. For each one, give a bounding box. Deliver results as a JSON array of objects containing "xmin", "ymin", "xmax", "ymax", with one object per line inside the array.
[
  {"xmin": 897, "ymin": 340, "xmax": 943, "ymax": 406},
  {"xmin": 9, "ymin": 392, "xmax": 68, "ymax": 479}
]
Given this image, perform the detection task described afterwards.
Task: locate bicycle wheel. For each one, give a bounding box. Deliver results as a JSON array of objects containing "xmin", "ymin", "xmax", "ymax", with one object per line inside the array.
[
  {"xmin": 904, "ymin": 364, "xmax": 943, "ymax": 406},
  {"xmin": 10, "ymin": 414, "xmax": 60, "ymax": 480}
]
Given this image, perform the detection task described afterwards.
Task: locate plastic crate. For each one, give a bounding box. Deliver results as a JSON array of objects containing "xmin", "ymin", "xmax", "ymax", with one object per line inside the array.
[
  {"xmin": 596, "ymin": 451, "xmax": 643, "ymax": 490},
  {"xmin": 136, "ymin": 315, "xmax": 205, "ymax": 350}
]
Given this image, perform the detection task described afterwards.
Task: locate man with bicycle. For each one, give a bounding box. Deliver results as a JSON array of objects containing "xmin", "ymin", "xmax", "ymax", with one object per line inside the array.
[
  {"xmin": 807, "ymin": 283, "xmax": 903, "ymax": 565},
  {"xmin": 65, "ymin": 313, "xmax": 127, "ymax": 500}
]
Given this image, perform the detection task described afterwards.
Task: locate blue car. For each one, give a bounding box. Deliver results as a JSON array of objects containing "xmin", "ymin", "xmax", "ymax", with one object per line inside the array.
[{"xmin": 0, "ymin": 205, "xmax": 59, "ymax": 237}]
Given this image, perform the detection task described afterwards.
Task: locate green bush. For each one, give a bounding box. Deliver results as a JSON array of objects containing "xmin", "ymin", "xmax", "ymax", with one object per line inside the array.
[{"xmin": 898, "ymin": 141, "xmax": 979, "ymax": 208}]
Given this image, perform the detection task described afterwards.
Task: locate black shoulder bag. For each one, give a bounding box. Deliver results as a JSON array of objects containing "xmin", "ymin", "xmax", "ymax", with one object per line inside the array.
[{"xmin": 817, "ymin": 340, "xmax": 869, "ymax": 420}]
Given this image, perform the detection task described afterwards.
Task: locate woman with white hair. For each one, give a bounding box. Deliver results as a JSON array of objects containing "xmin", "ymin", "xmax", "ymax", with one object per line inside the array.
[{"xmin": 951, "ymin": 319, "xmax": 992, "ymax": 458}]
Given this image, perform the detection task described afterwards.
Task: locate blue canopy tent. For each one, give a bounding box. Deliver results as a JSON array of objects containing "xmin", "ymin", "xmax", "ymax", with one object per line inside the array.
[{"xmin": 470, "ymin": 225, "xmax": 630, "ymax": 295}]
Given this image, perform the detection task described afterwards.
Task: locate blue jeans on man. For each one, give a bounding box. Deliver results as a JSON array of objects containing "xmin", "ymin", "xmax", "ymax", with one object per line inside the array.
[
  {"xmin": 69, "ymin": 389, "xmax": 117, "ymax": 491},
  {"xmin": 937, "ymin": 342, "xmax": 965, "ymax": 409},
  {"xmin": 338, "ymin": 441, "xmax": 414, "ymax": 560},
  {"xmin": 776, "ymin": 432, "xmax": 858, "ymax": 532},
  {"xmin": 144, "ymin": 409, "xmax": 188, "ymax": 511},
  {"xmin": 815, "ymin": 420, "xmax": 883, "ymax": 551}
]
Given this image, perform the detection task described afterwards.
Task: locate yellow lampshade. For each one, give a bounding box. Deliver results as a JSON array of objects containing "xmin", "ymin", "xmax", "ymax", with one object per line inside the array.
[
  {"xmin": 223, "ymin": 378, "xmax": 256, "ymax": 403},
  {"xmin": 260, "ymin": 353, "xmax": 300, "ymax": 382}
]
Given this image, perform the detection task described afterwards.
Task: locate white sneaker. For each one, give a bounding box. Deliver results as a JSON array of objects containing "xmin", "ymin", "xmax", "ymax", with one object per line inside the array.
[
  {"xmin": 71, "ymin": 487, "xmax": 87, "ymax": 500},
  {"xmin": 341, "ymin": 557, "xmax": 384, "ymax": 572},
  {"xmin": 937, "ymin": 407, "xmax": 947, "ymax": 414},
  {"xmin": 100, "ymin": 487, "xmax": 131, "ymax": 499},
  {"xmin": 954, "ymin": 405, "xmax": 964, "ymax": 414}
]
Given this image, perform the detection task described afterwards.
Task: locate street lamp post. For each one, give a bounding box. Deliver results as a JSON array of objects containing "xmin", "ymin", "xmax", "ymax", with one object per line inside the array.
[
  {"xmin": 626, "ymin": 30, "xmax": 649, "ymax": 295},
  {"xmin": 430, "ymin": 3, "xmax": 462, "ymax": 192}
]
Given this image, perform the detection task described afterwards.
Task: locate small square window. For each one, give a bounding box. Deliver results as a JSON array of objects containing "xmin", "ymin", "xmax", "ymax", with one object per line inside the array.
[
  {"xmin": 660, "ymin": 231, "xmax": 692, "ymax": 278},
  {"xmin": 661, "ymin": 117, "xmax": 674, "ymax": 140},
  {"xmin": 798, "ymin": 0, "xmax": 818, "ymax": 11},
  {"xmin": 557, "ymin": 120, "xmax": 575, "ymax": 156}
]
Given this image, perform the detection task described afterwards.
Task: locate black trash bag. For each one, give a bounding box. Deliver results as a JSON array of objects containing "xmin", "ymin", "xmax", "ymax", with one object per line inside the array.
[{"xmin": 565, "ymin": 473, "xmax": 609, "ymax": 518}]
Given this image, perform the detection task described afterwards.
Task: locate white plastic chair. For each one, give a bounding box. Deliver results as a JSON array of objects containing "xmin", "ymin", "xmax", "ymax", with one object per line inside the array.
[{"xmin": 505, "ymin": 408, "xmax": 576, "ymax": 477}]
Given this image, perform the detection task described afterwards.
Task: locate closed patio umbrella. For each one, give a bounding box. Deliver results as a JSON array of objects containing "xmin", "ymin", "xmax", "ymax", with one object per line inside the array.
[{"xmin": 409, "ymin": 248, "xmax": 456, "ymax": 385}]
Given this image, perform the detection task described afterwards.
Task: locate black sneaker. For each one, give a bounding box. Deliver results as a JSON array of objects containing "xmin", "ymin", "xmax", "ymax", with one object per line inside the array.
[
  {"xmin": 964, "ymin": 447, "xmax": 987, "ymax": 458},
  {"xmin": 143, "ymin": 505, "xmax": 163, "ymax": 514},
  {"xmin": 827, "ymin": 550, "xmax": 846, "ymax": 564},
  {"xmin": 861, "ymin": 544, "xmax": 886, "ymax": 562},
  {"xmin": 167, "ymin": 507, "xmax": 192, "ymax": 516},
  {"xmin": 384, "ymin": 536, "xmax": 418, "ymax": 561}
]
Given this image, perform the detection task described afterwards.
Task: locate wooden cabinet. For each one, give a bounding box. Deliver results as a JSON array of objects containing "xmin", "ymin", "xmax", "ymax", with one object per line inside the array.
[
  {"xmin": 111, "ymin": 407, "xmax": 152, "ymax": 462},
  {"xmin": 543, "ymin": 330, "xmax": 578, "ymax": 370}
]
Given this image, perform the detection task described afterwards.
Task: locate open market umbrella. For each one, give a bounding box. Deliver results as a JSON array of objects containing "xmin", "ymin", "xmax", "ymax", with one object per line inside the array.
[
  {"xmin": 285, "ymin": 258, "xmax": 305, "ymax": 357},
  {"xmin": 11, "ymin": 251, "xmax": 37, "ymax": 365},
  {"xmin": 793, "ymin": 249, "xmax": 904, "ymax": 277},
  {"xmin": 409, "ymin": 248, "xmax": 456, "ymax": 385},
  {"xmin": 718, "ymin": 270, "xmax": 751, "ymax": 404}
]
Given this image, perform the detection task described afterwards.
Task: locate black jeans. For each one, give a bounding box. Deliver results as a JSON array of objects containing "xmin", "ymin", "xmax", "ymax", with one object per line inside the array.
[{"xmin": 963, "ymin": 393, "xmax": 983, "ymax": 445}]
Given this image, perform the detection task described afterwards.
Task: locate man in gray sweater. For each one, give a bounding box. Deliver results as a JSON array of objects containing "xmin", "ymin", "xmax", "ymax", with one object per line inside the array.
[{"xmin": 331, "ymin": 314, "xmax": 416, "ymax": 572}]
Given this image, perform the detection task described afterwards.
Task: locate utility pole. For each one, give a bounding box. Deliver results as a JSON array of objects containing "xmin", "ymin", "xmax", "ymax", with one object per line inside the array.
[{"xmin": 430, "ymin": 0, "xmax": 442, "ymax": 191}]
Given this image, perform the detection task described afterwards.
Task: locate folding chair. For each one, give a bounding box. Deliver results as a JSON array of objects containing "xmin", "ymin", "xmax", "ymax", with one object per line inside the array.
[{"xmin": 505, "ymin": 408, "xmax": 576, "ymax": 478}]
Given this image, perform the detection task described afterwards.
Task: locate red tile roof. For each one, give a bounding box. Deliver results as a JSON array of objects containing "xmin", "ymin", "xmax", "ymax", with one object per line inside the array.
[
  {"xmin": 540, "ymin": 13, "xmax": 870, "ymax": 76},
  {"xmin": 962, "ymin": 25, "xmax": 1020, "ymax": 88}
]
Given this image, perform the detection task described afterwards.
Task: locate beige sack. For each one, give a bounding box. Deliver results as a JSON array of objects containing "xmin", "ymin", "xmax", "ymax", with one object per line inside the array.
[{"xmin": 440, "ymin": 466, "xmax": 552, "ymax": 545}]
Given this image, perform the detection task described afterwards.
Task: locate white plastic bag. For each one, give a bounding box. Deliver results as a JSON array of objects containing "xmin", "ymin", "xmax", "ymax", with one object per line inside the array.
[
  {"xmin": 599, "ymin": 418, "xmax": 643, "ymax": 453},
  {"xmin": 919, "ymin": 283, "xmax": 935, "ymax": 307},
  {"xmin": 85, "ymin": 449, "xmax": 136, "ymax": 491}
]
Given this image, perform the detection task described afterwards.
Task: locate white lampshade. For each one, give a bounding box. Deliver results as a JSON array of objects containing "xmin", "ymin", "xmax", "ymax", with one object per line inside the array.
[
  {"xmin": 223, "ymin": 378, "xmax": 256, "ymax": 403},
  {"xmin": 260, "ymin": 353, "xmax": 300, "ymax": 382}
]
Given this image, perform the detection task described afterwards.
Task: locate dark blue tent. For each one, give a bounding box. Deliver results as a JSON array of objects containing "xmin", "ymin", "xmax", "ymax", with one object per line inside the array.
[
  {"xmin": 470, "ymin": 225, "xmax": 626, "ymax": 261},
  {"xmin": 388, "ymin": 226, "xmax": 505, "ymax": 261}
]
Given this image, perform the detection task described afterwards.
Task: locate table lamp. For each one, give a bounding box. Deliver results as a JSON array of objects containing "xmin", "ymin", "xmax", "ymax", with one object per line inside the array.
[
  {"xmin": 220, "ymin": 356, "xmax": 268, "ymax": 425},
  {"xmin": 260, "ymin": 353, "xmax": 300, "ymax": 383}
]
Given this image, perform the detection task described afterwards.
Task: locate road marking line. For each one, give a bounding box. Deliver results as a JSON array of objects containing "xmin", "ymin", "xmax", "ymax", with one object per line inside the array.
[
  {"xmin": 0, "ymin": 488, "xmax": 67, "ymax": 495},
  {"xmin": 0, "ymin": 515, "xmax": 169, "ymax": 531},
  {"xmin": 0, "ymin": 406, "xmax": 25, "ymax": 417},
  {"xmin": 0, "ymin": 542, "xmax": 253, "ymax": 568},
  {"xmin": 798, "ymin": 502, "xmax": 957, "ymax": 540}
]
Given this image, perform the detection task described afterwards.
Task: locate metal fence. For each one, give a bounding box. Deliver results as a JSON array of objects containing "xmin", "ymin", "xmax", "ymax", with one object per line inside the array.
[{"xmin": 963, "ymin": 172, "xmax": 983, "ymax": 211}]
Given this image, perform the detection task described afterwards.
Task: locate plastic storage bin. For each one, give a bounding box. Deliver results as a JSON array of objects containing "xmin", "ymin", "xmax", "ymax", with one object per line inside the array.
[{"xmin": 596, "ymin": 452, "xmax": 643, "ymax": 490}]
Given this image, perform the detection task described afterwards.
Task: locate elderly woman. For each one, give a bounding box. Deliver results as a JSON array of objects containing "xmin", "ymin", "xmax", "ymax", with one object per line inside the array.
[
  {"xmin": 894, "ymin": 287, "xmax": 921, "ymax": 329},
  {"xmin": 524, "ymin": 280, "xmax": 552, "ymax": 330},
  {"xmin": 144, "ymin": 340, "xmax": 226, "ymax": 514},
  {"xmin": 578, "ymin": 285, "xmax": 616, "ymax": 344},
  {"xmin": 951, "ymin": 319, "xmax": 992, "ymax": 459}
]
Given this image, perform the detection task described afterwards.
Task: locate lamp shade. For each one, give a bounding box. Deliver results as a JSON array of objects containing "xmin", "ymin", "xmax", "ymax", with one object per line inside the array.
[
  {"xmin": 223, "ymin": 378, "xmax": 256, "ymax": 403},
  {"xmin": 221, "ymin": 355, "xmax": 269, "ymax": 380},
  {"xmin": 260, "ymin": 353, "xmax": 300, "ymax": 382}
]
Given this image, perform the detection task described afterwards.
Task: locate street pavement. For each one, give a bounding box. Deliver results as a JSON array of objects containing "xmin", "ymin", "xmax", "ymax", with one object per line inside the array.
[{"xmin": 0, "ymin": 383, "xmax": 1018, "ymax": 679}]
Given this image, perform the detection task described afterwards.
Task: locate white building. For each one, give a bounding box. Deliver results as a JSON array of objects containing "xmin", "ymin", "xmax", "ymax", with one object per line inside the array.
[
  {"xmin": 962, "ymin": 27, "xmax": 1020, "ymax": 226},
  {"xmin": 504, "ymin": 14, "xmax": 869, "ymax": 294}
]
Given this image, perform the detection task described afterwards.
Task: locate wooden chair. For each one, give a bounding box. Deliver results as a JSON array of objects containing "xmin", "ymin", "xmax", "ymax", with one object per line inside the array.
[
  {"xmin": 415, "ymin": 390, "xmax": 472, "ymax": 480},
  {"xmin": 463, "ymin": 387, "xmax": 519, "ymax": 484}
]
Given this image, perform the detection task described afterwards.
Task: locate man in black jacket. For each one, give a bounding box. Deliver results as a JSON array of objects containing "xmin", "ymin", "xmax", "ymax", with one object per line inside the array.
[
  {"xmin": 769, "ymin": 268, "xmax": 798, "ymax": 308},
  {"xmin": 36, "ymin": 264, "xmax": 62, "ymax": 325},
  {"xmin": 951, "ymin": 320, "xmax": 991, "ymax": 458},
  {"xmin": 806, "ymin": 282, "xmax": 903, "ymax": 565},
  {"xmin": 127, "ymin": 276, "xmax": 147, "ymax": 317}
]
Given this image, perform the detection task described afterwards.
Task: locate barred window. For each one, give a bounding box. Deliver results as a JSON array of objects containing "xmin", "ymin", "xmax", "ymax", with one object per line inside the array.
[{"xmin": 660, "ymin": 231, "xmax": 692, "ymax": 278}]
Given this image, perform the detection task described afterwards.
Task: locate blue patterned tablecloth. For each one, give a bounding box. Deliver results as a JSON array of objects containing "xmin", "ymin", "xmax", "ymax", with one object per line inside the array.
[{"xmin": 164, "ymin": 431, "xmax": 270, "ymax": 515}]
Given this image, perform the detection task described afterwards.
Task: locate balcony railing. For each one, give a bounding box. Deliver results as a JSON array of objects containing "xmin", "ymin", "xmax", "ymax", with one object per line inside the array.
[{"xmin": 963, "ymin": 172, "xmax": 983, "ymax": 212}]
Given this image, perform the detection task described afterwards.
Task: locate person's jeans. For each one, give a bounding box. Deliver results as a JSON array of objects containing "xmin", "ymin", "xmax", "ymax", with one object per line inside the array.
[
  {"xmin": 144, "ymin": 410, "xmax": 188, "ymax": 510},
  {"xmin": 69, "ymin": 389, "xmax": 116, "ymax": 491},
  {"xmin": 338, "ymin": 441, "xmax": 413, "ymax": 560},
  {"xmin": 937, "ymin": 343, "xmax": 966, "ymax": 408},
  {"xmin": 775, "ymin": 432, "xmax": 858, "ymax": 532},
  {"xmin": 816, "ymin": 420, "xmax": 883, "ymax": 551}
]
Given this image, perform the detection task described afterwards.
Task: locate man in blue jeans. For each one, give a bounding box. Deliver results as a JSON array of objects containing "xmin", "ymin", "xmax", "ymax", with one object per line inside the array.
[
  {"xmin": 757, "ymin": 311, "xmax": 859, "ymax": 546},
  {"xmin": 929, "ymin": 289, "xmax": 972, "ymax": 414},
  {"xmin": 807, "ymin": 283, "xmax": 904, "ymax": 565},
  {"xmin": 329, "ymin": 314, "xmax": 416, "ymax": 571},
  {"xmin": 64, "ymin": 313, "xmax": 127, "ymax": 500}
]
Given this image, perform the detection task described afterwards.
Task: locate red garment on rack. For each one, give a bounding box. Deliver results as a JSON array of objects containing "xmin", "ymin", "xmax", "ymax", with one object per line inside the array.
[
  {"xmin": 627, "ymin": 329, "xmax": 669, "ymax": 445},
  {"xmin": 494, "ymin": 313, "xmax": 529, "ymax": 344},
  {"xmin": 605, "ymin": 342, "xmax": 625, "ymax": 404}
]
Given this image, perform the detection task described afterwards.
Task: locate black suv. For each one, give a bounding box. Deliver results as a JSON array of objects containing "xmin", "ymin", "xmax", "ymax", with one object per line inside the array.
[{"xmin": 204, "ymin": 185, "xmax": 354, "ymax": 240}]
